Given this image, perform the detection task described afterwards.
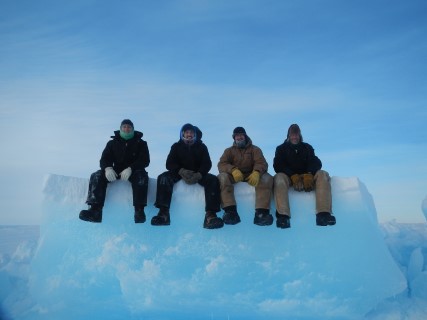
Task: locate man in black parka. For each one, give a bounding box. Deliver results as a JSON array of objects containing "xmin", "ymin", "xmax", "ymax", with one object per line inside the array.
[
  {"xmin": 79, "ymin": 119, "xmax": 150, "ymax": 223},
  {"xmin": 151, "ymin": 123, "xmax": 223, "ymax": 229},
  {"xmin": 273, "ymin": 124, "xmax": 336, "ymax": 228}
]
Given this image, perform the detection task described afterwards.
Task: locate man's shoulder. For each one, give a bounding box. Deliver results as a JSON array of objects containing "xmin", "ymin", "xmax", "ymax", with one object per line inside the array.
[
  {"xmin": 300, "ymin": 141, "xmax": 314, "ymax": 149},
  {"xmin": 275, "ymin": 141, "xmax": 289, "ymax": 150}
]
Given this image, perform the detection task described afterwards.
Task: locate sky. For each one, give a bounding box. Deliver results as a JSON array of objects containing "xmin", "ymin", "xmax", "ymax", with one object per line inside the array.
[
  {"xmin": 2, "ymin": 174, "xmax": 426, "ymax": 319},
  {"xmin": 0, "ymin": 0, "xmax": 426, "ymax": 224}
]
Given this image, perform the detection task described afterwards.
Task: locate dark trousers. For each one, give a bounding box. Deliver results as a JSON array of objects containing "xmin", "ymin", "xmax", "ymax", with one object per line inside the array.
[
  {"xmin": 86, "ymin": 169, "xmax": 149, "ymax": 208},
  {"xmin": 154, "ymin": 171, "xmax": 221, "ymax": 213}
]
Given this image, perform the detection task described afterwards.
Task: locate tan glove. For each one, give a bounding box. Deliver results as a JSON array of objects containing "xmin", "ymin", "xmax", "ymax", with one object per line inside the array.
[
  {"xmin": 291, "ymin": 174, "xmax": 303, "ymax": 192},
  {"xmin": 302, "ymin": 173, "xmax": 314, "ymax": 192},
  {"xmin": 231, "ymin": 168, "xmax": 244, "ymax": 182},
  {"xmin": 246, "ymin": 171, "xmax": 260, "ymax": 187}
]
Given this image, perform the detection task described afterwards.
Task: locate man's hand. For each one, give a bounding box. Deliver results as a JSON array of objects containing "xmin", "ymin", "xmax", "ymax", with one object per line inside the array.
[
  {"xmin": 105, "ymin": 167, "xmax": 118, "ymax": 182},
  {"xmin": 246, "ymin": 171, "xmax": 260, "ymax": 187},
  {"xmin": 302, "ymin": 173, "xmax": 314, "ymax": 192},
  {"xmin": 187, "ymin": 172, "xmax": 202, "ymax": 184},
  {"xmin": 179, "ymin": 168, "xmax": 201, "ymax": 184},
  {"xmin": 291, "ymin": 174, "xmax": 303, "ymax": 191},
  {"xmin": 231, "ymin": 168, "xmax": 244, "ymax": 182},
  {"xmin": 120, "ymin": 167, "xmax": 132, "ymax": 181}
]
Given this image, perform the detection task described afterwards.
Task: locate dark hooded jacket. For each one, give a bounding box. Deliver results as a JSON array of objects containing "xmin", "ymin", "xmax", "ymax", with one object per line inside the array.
[
  {"xmin": 165, "ymin": 124, "xmax": 212, "ymax": 177},
  {"xmin": 100, "ymin": 130, "xmax": 150, "ymax": 173},
  {"xmin": 273, "ymin": 139, "xmax": 322, "ymax": 177}
]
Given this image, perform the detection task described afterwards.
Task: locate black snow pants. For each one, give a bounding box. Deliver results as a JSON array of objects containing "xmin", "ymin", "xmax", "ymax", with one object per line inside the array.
[
  {"xmin": 154, "ymin": 171, "xmax": 221, "ymax": 213},
  {"xmin": 86, "ymin": 169, "xmax": 149, "ymax": 208}
]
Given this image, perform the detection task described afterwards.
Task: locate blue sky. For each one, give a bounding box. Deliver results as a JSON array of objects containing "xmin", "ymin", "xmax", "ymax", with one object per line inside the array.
[{"xmin": 0, "ymin": 0, "xmax": 426, "ymax": 224}]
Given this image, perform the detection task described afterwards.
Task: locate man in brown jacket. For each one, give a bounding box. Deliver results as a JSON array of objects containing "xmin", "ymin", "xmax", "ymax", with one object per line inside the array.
[{"xmin": 218, "ymin": 127, "xmax": 274, "ymax": 226}]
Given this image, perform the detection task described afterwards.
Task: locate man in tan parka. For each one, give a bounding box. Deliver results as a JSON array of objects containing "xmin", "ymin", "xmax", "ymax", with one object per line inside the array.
[{"xmin": 218, "ymin": 127, "xmax": 274, "ymax": 226}]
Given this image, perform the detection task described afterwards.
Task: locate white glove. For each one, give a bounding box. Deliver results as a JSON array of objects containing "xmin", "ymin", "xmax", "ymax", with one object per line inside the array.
[
  {"xmin": 105, "ymin": 167, "xmax": 118, "ymax": 182},
  {"xmin": 120, "ymin": 167, "xmax": 132, "ymax": 181}
]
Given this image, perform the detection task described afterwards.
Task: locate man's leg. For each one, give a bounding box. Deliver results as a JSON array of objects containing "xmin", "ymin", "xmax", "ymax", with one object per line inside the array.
[
  {"xmin": 314, "ymin": 170, "xmax": 335, "ymax": 226},
  {"xmin": 152, "ymin": 171, "xmax": 179, "ymax": 226},
  {"xmin": 80, "ymin": 170, "xmax": 108, "ymax": 223},
  {"xmin": 200, "ymin": 174, "xmax": 223, "ymax": 229},
  {"xmin": 273, "ymin": 173, "xmax": 291, "ymax": 228},
  {"xmin": 130, "ymin": 170, "xmax": 149, "ymax": 223}
]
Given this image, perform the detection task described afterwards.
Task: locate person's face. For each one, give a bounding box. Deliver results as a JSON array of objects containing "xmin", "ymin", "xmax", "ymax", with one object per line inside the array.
[
  {"xmin": 121, "ymin": 124, "xmax": 133, "ymax": 133},
  {"xmin": 234, "ymin": 133, "xmax": 245, "ymax": 143},
  {"xmin": 289, "ymin": 132, "xmax": 300, "ymax": 145},
  {"xmin": 184, "ymin": 130, "xmax": 194, "ymax": 140}
]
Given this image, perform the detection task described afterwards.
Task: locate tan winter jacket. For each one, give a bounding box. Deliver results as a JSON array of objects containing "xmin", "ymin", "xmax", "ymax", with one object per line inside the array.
[{"xmin": 218, "ymin": 137, "xmax": 268, "ymax": 175}]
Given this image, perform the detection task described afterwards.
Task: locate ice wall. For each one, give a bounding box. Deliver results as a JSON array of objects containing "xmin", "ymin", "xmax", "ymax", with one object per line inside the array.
[{"xmin": 21, "ymin": 174, "xmax": 407, "ymax": 319}]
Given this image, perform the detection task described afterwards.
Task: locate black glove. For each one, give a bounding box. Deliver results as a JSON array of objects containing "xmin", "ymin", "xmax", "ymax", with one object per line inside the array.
[
  {"xmin": 179, "ymin": 169, "xmax": 201, "ymax": 184},
  {"xmin": 187, "ymin": 172, "xmax": 202, "ymax": 184}
]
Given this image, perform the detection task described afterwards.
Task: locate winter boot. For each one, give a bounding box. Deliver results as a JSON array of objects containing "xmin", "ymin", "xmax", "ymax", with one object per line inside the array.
[
  {"xmin": 79, "ymin": 204, "xmax": 103, "ymax": 223},
  {"xmin": 254, "ymin": 208, "xmax": 273, "ymax": 226},
  {"xmin": 222, "ymin": 206, "xmax": 241, "ymax": 225},
  {"xmin": 134, "ymin": 207, "xmax": 146, "ymax": 224},
  {"xmin": 151, "ymin": 207, "xmax": 170, "ymax": 226},
  {"xmin": 203, "ymin": 212, "xmax": 224, "ymax": 229},
  {"xmin": 276, "ymin": 211, "xmax": 291, "ymax": 229},
  {"xmin": 316, "ymin": 212, "xmax": 336, "ymax": 226}
]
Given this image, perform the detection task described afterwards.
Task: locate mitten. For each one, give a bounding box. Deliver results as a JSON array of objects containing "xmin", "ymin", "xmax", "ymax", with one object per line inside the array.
[
  {"xmin": 105, "ymin": 167, "xmax": 118, "ymax": 182},
  {"xmin": 290, "ymin": 174, "xmax": 303, "ymax": 191},
  {"xmin": 179, "ymin": 168, "xmax": 193, "ymax": 180},
  {"xmin": 246, "ymin": 171, "xmax": 260, "ymax": 187},
  {"xmin": 231, "ymin": 168, "xmax": 244, "ymax": 182},
  {"xmin": 120, "ymin": 167, "xmax": 132, "ymax": 181},
  {"xmin": 302, "ymin": 173, "xmax": 314, "ymax": 192},
  {"xmin": 188, "ymin": 172, "xmax": 202, "ymax": 184}
]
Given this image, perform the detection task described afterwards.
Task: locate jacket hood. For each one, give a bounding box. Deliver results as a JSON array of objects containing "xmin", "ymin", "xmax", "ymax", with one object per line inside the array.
[
  {"xmin": 180, "ymin": 123, "xmax": 199, "ymax": 145},
  {"xmin": 285, "ymin": 124, "xmax": 303, "ymax": 143}
]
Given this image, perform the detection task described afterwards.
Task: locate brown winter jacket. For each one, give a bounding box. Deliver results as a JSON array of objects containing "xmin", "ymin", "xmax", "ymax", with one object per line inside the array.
[{"xmin": 218, "ymin": 137, "xmax": 268, "ymax": 175}]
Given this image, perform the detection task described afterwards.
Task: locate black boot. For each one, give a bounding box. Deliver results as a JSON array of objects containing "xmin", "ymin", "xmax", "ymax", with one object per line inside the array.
[
  {"xmin": 276, "ymin": 211, "xmax": 291, "ymax": 229},
  {"xmin": 151, "ymin": 207, "xmax": 170, "ymax": 226},
  {"xmin": 203, "ymin": 212, "xmax": 224, "ymax": 229},
  {"xmin": 134, "ymin": 207, "xmax": 146, "ymax": 223},
  {"xmin": 316, "ymin": 212, "xmax": 336, "ymax": 226},
  {"xmin": 79, "ymin": 204, "xmax": 103, "ymax": 223},
  {"xmin": 222, "ymin": 206, "xmax": 241, "ymax": 225},
  {"xmin": 254, "ymin": 208, "xmax": 273, "ymax": 226}
]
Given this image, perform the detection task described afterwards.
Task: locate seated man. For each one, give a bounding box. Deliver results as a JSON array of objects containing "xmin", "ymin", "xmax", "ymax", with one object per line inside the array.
[
  {"xmin": 218, "ymin": 127, "xmax": 273, "ymax": 226},
  {"xmin": 79, "ymin": 119, "xmax": 150, "ymax": 223},
  {"xmin": 151, "ymin": 123, "xmax": 223, "ymax": 229},
  {"xmin": 273, "ymin": 124, "xmax": 336, "ymax": 228}
]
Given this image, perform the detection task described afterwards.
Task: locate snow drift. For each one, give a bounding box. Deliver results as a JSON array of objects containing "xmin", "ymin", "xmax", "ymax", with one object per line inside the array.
[{"xmin": 15, "ymin": 174, "xmax": 407, "ymax": 319}]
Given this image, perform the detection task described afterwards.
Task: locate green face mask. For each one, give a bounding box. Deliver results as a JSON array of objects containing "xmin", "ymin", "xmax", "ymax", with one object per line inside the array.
[{"xmin": 120, "ymin": 130, "xmax": 134, "ymax": 140}]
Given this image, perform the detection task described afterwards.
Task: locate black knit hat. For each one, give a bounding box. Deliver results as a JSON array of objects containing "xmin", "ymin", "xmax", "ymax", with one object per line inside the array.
[
  {"xmin": 232, "ymin": 126, "xmax": 246, "ymax": 138},
  {"xmin": 121, "ymin": 119, "xmax": 134, "ymax": 128}
]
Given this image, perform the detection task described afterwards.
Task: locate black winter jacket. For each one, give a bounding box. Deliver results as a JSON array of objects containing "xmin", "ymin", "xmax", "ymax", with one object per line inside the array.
[
  {"xmin": 165, "ymin": 140, "xmax": 212, "ymax": 177},
  {"xmin": 100, "ymin": 130, "xmax": 150, "ymax": 173},
  {"xmin": 273, "ymin": 141, "xmax": 321, "ymax": 177}
]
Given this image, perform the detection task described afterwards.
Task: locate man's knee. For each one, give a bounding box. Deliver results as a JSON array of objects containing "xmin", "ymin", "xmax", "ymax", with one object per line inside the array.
[
  {"xmin": 260, "ymin": 172, "xmax": 273, "ymax": 187},
  {"xmin": 274, "ymin": 173, "xmax": 289, "ymax": 188},
  {"xmin": 315, "ymin": 170, "xmax": 330, "ymax": 183},
  {"xmin": 132, "ymin": 170, "xmax": 148, "ymax": 186},
  {"xmin": 218, "ymin": 172, "xmax": 232, "ymax": 186},
  {"xmin": 90, "ymin": 170, "xmax": 107, "ymax": 184}
]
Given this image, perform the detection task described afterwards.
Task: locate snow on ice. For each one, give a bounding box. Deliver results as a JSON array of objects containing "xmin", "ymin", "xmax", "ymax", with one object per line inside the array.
[{"xmin": 1, "ymin": 174, "xmax": 426, "ymax": 319}]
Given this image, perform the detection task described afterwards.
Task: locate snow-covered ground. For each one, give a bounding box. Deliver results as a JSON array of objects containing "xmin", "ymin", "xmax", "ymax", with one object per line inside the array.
[{"xmin": 0, "ymin": 174, "xmax": 426, "ymax": 319}]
